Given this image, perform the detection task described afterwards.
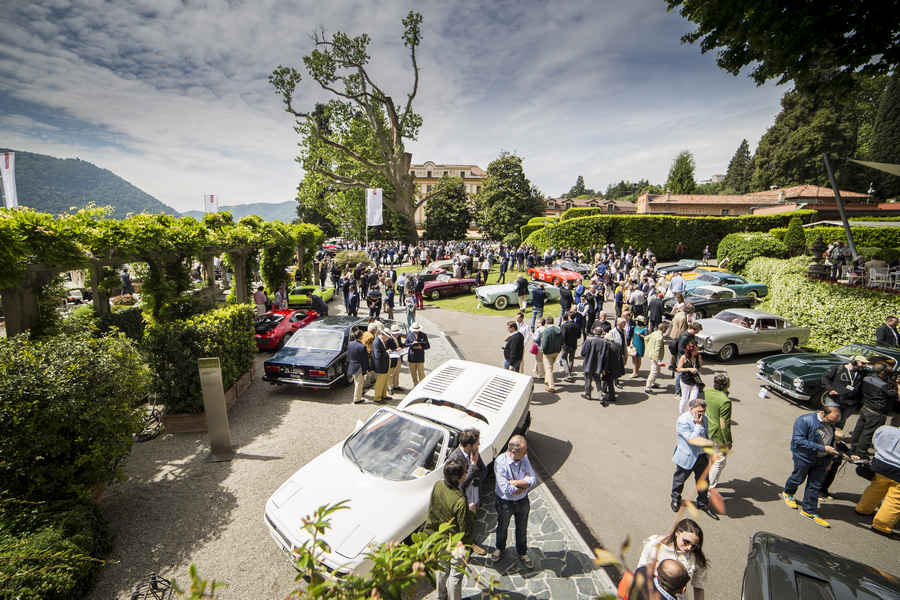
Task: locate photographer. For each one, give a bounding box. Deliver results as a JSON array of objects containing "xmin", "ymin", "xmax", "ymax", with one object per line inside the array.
[
  {"xmin": 819, "ymin": 356, "xmax": 867, "ymax": 499},
  {"xmin": 854, "ymin": 424, "xmax": 900, "ymax": 537},
  {"xmin": 850, "ymin": 361, "xmax": 898, "ymax": 458}
]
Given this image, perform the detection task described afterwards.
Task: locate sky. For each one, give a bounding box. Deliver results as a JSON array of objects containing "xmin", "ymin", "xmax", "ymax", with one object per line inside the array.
[{"xmin": 0, "ymin": 0, "xmax": 789, "ymax": 213}]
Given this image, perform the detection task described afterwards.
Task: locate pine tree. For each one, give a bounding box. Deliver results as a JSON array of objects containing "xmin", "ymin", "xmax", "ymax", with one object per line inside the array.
[
  {"xmin": 724, "ymin": 139, "xmax": 753, "ymax": 193},
  {"xmin": 869, "ymin": 71, "xmax": 900, "ymax": 200},
  {"xmin": 666, "ymin": 151, "xmax": 696, "ymax": 194}
]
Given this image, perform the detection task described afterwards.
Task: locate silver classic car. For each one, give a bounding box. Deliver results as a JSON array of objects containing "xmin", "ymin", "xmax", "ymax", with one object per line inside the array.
[
  {"xmin": 474, "ymin": 281, "xmax": 561, "ymax": 310},
  {"xmin": 693, "ymin": 309, "xmax": 810, "ymax": 361}
]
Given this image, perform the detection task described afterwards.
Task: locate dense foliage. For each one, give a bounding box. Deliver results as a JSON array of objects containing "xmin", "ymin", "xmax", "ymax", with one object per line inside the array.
[
  {"xmin": 0, "ymin": 148, "xmax": 176, "ymax": 219},
  {"xmin": 769, "ymin": 225, "xmax": 900, "ymax": 249},
  {"xmin": 665, "ymin": 150, "xmax": 696, "ymax": 194},
  {"xmin": 424, "ymin": 176, "xmax": 471, "ymax": 241},
  {"xmin": 0, "ymin": 496, "xmax": 111, "ymax": 600},
  {"xmin": 524, "ymin": 210, "xmax": 816, "ymax": 259},
  {"xmin": 715, "ymin": 232, "xmax": 788, "ymax": 271},
  {"xmin": 870, "ymin": 70, "xmax": 900, "ymax": 200},
  {"xmin": 143, "ymin": 305, "xmax": 255, "ymax": 414},
  {"xmin": 472, "ymin": 152, "xmax": 544, "ymax": 240},
  {"xmin": 519, "ymin": 216, "xmax": 557, "ymax": 240},
  {"xmin": 743, "ymin": 257, "xmax": 900, "ymax": 351},
  {"xmin": 0, "ymin": 332, "xmax": 148, "ymax": 500}
]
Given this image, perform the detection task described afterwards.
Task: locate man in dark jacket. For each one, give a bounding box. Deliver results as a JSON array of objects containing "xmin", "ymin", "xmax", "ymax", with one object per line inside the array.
[
  {"xmin": 372, "ymin": 329, "xmax": 392, "ymax": 403},
  {"xmin": 781, "ymin": 405, "xmax": 842, "ymax": 527},
  {"xmin": 530, "ymin": 284, "xmax": 547, "ymax": 330},
  {"xmin": 515, "ymin": 275, "xmax": 529, "ymax": 310},
  {"xmin": 503, "ymin": 321, "xmax": 524, "ymax": 371},
  {"xmin": 647, "ymin": 292, "xmax": 664, "ymax": 332},
  {"xmin": 850, "ymin": 362, "xmax": 898, "ymax": 457},
  {"xmin": 414, "ymin": 274, "xmax": 425, "ymax": 309},
  {"xmin": 348, "ymin": 331, "xmax": 369, "ymax": 404},
  {"xmin": 560, "ymin": 311, "xmax": 581, "ymax": 381},
  {"xmin": 310, "ymin": 292, "xmax": 328, "ymax": 317},
  {"xmin": 406, "ymin": 322, "xmax": 430, "ymax": 386},
  {"xmin": 347, "ymin": 286, "xmax": 360, "ymax": 317},
  {"xmin": 581, "ymin": 326, "xmax": 611, "ymax": 405},
  {"xmin": 875, "ymin": 316, "xmax": 899, "ymax": 348},
  {"xmin": 819, "ymin": 355, "xmax": 867, "ymax": 498},
  {"xmin": 559, "ymin": 282, "xmax": 573, "ymax": 316}
]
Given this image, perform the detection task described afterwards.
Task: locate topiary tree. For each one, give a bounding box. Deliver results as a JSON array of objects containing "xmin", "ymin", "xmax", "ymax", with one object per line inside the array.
[{"xmin": 783, "ymin": 216, "xmax": 807, "ymax": 256}]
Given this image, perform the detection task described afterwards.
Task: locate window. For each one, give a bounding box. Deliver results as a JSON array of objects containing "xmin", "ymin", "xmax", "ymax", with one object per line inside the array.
[
  {"xmin": 460, "ymin": 170, "xmax": 466, "ymax": 178},
  {"xmin": 721, "ymin": 209, "xmax": 730, "ymax": 215},
  {"xmin": 426, "ymin": 170, "xmax": 431, "ymax": 178},
  {"xmin": 795, "ymin": 573, "xmax": 835, "ymax": 600},
  {"xmin": 476, "ymin": 185, "xmax": 480, "ymax": 193},
  {"xmin": 426, "ymin": 184, "xmax": 432, "ymax": 193}
]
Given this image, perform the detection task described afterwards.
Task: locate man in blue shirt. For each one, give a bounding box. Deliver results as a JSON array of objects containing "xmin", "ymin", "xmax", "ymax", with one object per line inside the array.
[
  {"xmin": 492, "ymin": 434, "xmax": 537, "ymax": 568},
  {"xmin": 671, "ymin": 398, "xmax": 716, "ymax": 517},
  {"xmin": 780, "ymin": 405, "xmax": 841, "ymax": 527}
]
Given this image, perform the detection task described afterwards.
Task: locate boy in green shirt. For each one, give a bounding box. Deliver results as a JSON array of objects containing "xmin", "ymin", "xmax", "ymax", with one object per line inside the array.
[{"xmin": 704, "ymin": 373, "xmax": 733, "ymax": 489}]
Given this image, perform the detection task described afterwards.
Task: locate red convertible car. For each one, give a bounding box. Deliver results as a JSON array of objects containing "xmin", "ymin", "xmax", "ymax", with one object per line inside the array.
[
  {"xmin": 254, "ymin": 309, "xmax": 319, "ymax": 351},
  {"xmin": 528, "ymin": 266, "xmax": 582, "ymax": 287},
  {"xmin": 423, "ymin": 274, "xmax": 477, "ymax": 300}
]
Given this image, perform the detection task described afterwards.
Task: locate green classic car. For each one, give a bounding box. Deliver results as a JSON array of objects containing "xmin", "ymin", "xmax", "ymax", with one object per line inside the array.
[
  {"xmin": 756, "ymin": 343, "xmax": 900, "ymax": 408},
  {"xmin": 288, "ymin": 285, "xmax": 335, "ymax": 308}
]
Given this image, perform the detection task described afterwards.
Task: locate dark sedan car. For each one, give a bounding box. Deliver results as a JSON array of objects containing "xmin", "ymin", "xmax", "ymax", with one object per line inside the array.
[
  {"xmin": 263, "ymin": 316, "xmax": 407, "ymax": 389},
  {"xmin": 254, "ymin": 309, "xmax": 318, "ymax": 351},
  {"xmin": 756, "ymin": 343, "xmax": 900, "ymax": 408},
  {"xmin": 663, "ymin": 285, "xmax": 758, "ymax": 319},
  {"xmin": 741, "ymin": 531, "xmax": 899, "ymax": 600}
]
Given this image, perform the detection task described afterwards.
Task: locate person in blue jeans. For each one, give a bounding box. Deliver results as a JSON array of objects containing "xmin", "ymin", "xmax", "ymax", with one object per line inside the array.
[
  {"xmin": 781, "ymin": 406, "xmax": 842, "ymax": 528},
  {"xmin": 530, "ymin": 284, "xmax": 546, "ymax": 330},
  {"xmin": 492, "ymin": 435, "xmax": 537, "ymax": 568}
]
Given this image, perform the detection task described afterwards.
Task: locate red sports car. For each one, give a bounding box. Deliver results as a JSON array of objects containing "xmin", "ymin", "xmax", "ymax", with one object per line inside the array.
[
  {"xmin": 254, "ymin": 309, "xmax": 319, "ymax": 351},
  {"xmin": 423, "ymin": 274, "xmax": 477, "ymax": 300},
  {"xmin": 528, "ymin": 266, "xmax": 582, "ymax": 287}
]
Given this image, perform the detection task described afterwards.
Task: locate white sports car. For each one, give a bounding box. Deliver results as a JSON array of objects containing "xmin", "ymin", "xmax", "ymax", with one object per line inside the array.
[{"xmin": 264, "ymin": 359, "xmax": 533, "ymax": 574}]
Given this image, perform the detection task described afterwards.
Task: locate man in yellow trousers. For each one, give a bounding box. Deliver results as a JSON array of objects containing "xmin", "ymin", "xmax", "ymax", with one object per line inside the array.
[{"xmin": 855, "ymin": 424, "xmax": 900, "ymax": 537}]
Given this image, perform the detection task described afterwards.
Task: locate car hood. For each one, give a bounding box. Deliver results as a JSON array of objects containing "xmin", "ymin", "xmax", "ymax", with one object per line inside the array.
[
  {"xmin": 266, "ymin": 444, "xmax": 433, "ymax": 561},
  {"xmin": 475, "ymin": 283, "xmax": 514, "ymax": 295},
  {"xmin": 269, "ymin": 347, "xmax": 341, "ymax": 368},
  {"xmin": 761, "ymin": 353, "xmax": 847, "ymax": 378}
]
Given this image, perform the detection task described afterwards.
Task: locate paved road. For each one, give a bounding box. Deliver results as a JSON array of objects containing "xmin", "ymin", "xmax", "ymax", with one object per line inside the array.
[{"xmin": 420, "ymin": 301, "xmax": 899, "ymax": 600}]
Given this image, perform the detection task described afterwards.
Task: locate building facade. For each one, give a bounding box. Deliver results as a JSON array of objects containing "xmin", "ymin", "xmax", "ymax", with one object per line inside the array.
[
  {"xmin": 410, "ymin": 161, "xmax": 486, "ymax": 226},
  {"xmin": 544, "ymin": 196, "xmax": 636, "ymax": 218}
]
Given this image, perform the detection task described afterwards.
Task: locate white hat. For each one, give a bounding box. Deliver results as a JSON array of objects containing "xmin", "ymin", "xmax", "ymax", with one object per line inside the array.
[
  {"xmin": 390, "ymin": 324, "xmax": 403, "ymax": 334},
  {"xmin": 410, "ymin": 322, "xmax": 421, "ymax": 331}
]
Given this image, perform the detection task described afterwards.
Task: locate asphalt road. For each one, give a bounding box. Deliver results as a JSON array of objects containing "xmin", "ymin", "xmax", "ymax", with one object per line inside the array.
[{"xmin": 420, "ymin": 301, "xmax": 899, "ymax": 600}]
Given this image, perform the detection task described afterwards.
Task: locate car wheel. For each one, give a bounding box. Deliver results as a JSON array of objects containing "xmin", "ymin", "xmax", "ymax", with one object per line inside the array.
[
  {"xmin": 718, "ymin": 343, "xmax": 737, "ymax": 362},
  {"xmin": 513, "ymin": 411, "xmax": 532, "ymax": 435},
  {"xmin": 747, "ymin": 290, "xmax": 758, "ymax": 298},
  {"xmin": 696, "ymin": 309, "xmax": 707, "ymax": 319},
  {"xmin": 494, "ymin": 295, "xmax": 509, "ymax": 310},
  {"xmin": 781, "ymin": 338, "xmax": 796, "ymax": 354},
  {"xmin": 814, "ymin": 388, "xmax": 829, "ymax": 410},
  {"xmin": 430, "ymin": 290, "xmax": 440, "ymax": 300}
]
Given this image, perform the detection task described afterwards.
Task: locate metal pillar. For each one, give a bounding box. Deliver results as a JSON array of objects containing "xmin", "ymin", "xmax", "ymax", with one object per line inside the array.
[{"xmin": 822, "ymin": 153, "xmax": 858, "ymax": 259}]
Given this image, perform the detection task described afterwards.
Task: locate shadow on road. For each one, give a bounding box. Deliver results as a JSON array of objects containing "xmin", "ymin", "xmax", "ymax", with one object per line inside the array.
[
  {"xmin": 716, "ymin": 476, "xmax": 782, "ymax": 519},
  {"xmin": 526, "ymin": 431, "xmax": 573, "ymax": 478}
]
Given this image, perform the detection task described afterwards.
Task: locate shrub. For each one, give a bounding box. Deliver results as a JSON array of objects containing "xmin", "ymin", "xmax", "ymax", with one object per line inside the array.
[
  {"xmin": 143, "ymin": 304, "xmax": 256, "ymax": 414},
  {"xmin": 0, "ymin": 497, "xmax": 111, "ymax": 600},
  {"xmin": 333, "ymin": 250, "xmax": 373, "ymax": 271},
  {"xmin": 502, "ymin": 232, "xmax": 521, "ymax": 247},
  {"xmin": 109, "ymin": 293, "xmax": 137, "ymax": 306},
  {"xmin": 0, "ymin": 332, "xmax": 148, "ymax": 500},
  {"xmin": 523, "ymin": 210, "xmax": 816, "ymax": 259},
  {"xmin": 97, "ymin": 306, "xmax": 146, "ymax": 342},
  {"xmin": 769, "ymin": 225, "xmax": 900, "ymax": 249},
  {"xmin": 156, "ymin": 291, "xmax": 216, "ymax": 322},
  {"xmin": 741, "ymin": 256, "xmax": 900, "ymax": 351},
  {"xmin": 519, "ymin": 223, "xmax": 545, "ymax": 240},
  {"xmin": 559, "ymin": 207, "xmax": 612, "ymax": 221},
  {"xmin": 716, "ymin": 233, "xmax": 788, "ymax": 272},
  {"xmin": 783, "ymin": 216, "xmax": 807, "ymax": 255}
]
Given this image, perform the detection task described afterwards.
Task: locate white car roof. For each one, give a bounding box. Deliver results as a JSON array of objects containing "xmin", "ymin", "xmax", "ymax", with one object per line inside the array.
[{"xmin": 715, "ymin": 308, "xmax": 783, "ymax": 319}]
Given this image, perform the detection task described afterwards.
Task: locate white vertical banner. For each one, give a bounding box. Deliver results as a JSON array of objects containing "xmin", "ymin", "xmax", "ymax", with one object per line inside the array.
[
  {"xmin": 1, "ymin": 152, "xmax": 18, "ymax": 208},
  {"xmin": 203, "ymin": 193, "xmax": 218, "ymax": 213},
  {"xmin": 365, "ymin": 187, "xmax": 383, "ymax": 226}
]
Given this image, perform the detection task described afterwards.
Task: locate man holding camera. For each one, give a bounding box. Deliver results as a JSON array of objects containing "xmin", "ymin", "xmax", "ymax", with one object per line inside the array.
[{"xmin": 850, "ymin": 361, "xmax": 898, "ymax": 458}]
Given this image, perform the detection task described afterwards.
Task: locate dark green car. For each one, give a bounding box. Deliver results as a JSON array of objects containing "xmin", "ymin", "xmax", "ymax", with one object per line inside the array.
[{"xmin": 756, "ymin": 343, "xmax": 900, "ymax": 408}]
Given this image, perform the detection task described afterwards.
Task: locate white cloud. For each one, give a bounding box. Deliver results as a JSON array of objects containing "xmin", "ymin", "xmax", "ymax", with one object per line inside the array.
[{"xmin": 0, "ymin": 0, "xmax": 787, "ymax": 212}]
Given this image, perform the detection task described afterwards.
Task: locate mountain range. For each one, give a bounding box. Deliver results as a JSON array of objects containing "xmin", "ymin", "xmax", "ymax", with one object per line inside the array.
[{"xmin": 0, "ymin": 149, "xmax": 297, "ymax": 221}]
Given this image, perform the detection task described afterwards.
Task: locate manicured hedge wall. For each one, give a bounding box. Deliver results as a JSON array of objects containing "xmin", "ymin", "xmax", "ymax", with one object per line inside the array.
[
  {"xmin": 769, "ymin": 225, "xmax": 900, "ymax": 249},
  {"xmin": 519, "ymin": 216, "xmax": 557, "ymax": 241},
  {"xmin": 716, "ymin": 233, "xmax": 788, "ymax": 272},
  {"xmin": 524, "ymin": 210, "xmax": 816, "ymax": 259},
  {"xmin": 143, "ymin": 304, "xmax": 256, "ymax": 414},
  {"xmin": 560, "ymin": 207, "xmax": 612, "ymax": 221},
  {"xmin": 742, "ymin": 256, "xmax": 900, "ymax": 351}
]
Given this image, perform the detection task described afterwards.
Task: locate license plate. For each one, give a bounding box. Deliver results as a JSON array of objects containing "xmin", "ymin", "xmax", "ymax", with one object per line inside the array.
[{"xmin": 291, "ymin": 366, "xmax": 304, "ymax": 376}]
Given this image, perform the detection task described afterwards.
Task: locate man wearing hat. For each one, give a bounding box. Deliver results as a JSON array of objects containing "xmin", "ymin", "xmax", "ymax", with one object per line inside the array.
[
  {"xmin": 372, "ymin": 328, "xmax": 392, "ymax": 403},
  {"xmin": 406, "ymin": 322, "xmax": 430, "ymax": 387},
  {"xmin": 387, "ymin": 324, "xmax": 405, "ymax": 395},
  {"xmin": 347, "ymin": 330, "xmax": 369, "ymax": 404}
]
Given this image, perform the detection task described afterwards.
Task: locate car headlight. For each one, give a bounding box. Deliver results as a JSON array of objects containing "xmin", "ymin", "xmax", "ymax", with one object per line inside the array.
[
  {"xmin": 793, "ymin": 379, "xmax": 804, "ymax": 391},
  {"xmin": 756, "ymin": 360, "xmax": 765, "ymax": 371}
]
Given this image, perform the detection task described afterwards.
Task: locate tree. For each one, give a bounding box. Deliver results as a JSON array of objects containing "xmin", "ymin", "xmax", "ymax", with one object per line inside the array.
[
  {"xmin": 473, "ymin": 153, "xmax": 544, "ymax": 240},
  {"xmin": 666, "ymin": 151, "xmax": 697, "ymax": 194},
  {"xmin": 564, "ymin": 175, "xmax": 595, "ymax": 198},
  {"xmin": 724, "ymin": 139, "xmax": 752, "ymax": 193},
  {"xmin": 424, "ymin": 176, "xmax": 470, "ymax": 240},
  {"xmin": 783, "ymin": 216, "xmax": 807, "ymax": 256},
  {"xmin": 869, "ymin": 71, "xmax": 900, "ymax": 200},
  {"xmin": 270, "ymin": 12, "xmax": 427, "ymax": 241},
  {"xmin": 750, "ymin": 89, "xmax": 859, "ymax": 191},
  {"xmin": 665, "ymin": 0, "xmax": 900, "ymax": 94}
]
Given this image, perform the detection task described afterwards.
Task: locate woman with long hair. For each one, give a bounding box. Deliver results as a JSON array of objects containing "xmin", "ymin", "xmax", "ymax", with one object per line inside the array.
[
  {"xmin": 637, "ymin": 518, "xmax": 708, "ymax": 600},
  {"xmin": 677, "ymin": 342, "xmax": 703, "ymax": 414}
]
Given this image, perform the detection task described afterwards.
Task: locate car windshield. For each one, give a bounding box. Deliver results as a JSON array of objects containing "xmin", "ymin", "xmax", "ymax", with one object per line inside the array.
[
  {"xmin": 697, "ymin": 274, "xmax": 719, "ymax": 282},
  {"xmin": 343, "ymin": 410, "xmax": 446, "ymax": 481},
  {"xmin": 292, "ymin": 288, "xmax": 314, "ymax": 295},
  {"xmin": 715, "ymin": 311, "xmax": 753, "ymax": 328},
  {"xmin": 690, "ymin": 287, "xmax": 716, "ymax": 298},
  {"xmin": 834, "ymin": 345, "xmax": 898, "ymax": 370},
  {"xmin": 255, "ymin": 313, "xmax": 284, "ymax": 328},
  {"xmin": 284, "ymin": 327, "xmax": 343, "ymax": 350},
  {"xmin": 436, "ymin": 274, "xmax": 451, "ymax": 282}
]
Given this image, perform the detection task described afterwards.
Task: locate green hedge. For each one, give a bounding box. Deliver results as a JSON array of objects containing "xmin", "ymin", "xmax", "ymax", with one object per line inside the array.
[
  {"xmin": 559, "ymin": 207, "xmax": 617, "ymax": 221},
  {"xmin": 769, "ymin": 225, "xmax": 900, "ymax": 249},
  {"xmin": 0, "ymin": 497, "xmax": 110, "ymax": 600},
  {"xmin": 716, "ymin": 233, "xmax": 788, "ymax": 272},
  {"xmin": 742, "ymin": 256, "xmax": 900, "ymax": 351},
  {"xmin": 524, "ymin": 210, "xmax": 816, "ymax": 259},
  {"xmin": 519, "ymin": 216, "xmax": 557, "ymax": 240},
  {"xmin": 143, "ymin": 304, "xmax": 256, "ymax": 414},
  {"xmin": 0, "ymin": 332, "xmax": 148, "ymax": 501}
]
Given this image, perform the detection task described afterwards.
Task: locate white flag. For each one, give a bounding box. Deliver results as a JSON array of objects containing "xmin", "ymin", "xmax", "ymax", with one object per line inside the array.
[
  {"xmin": 366, "ymin": 188, "xmax": 383, "ymax": 226},
  {"xmin": 1, "ymin": 152, "xmax": 18, "ymax": 208},
  {"xmin": 203, "ymin": 193, "xmax": 218, "ymax": 213}
]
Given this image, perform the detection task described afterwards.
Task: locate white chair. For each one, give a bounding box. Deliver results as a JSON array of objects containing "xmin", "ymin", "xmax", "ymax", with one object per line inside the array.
[{"xmin": 868, "ymin": 268, "xmax": 890, "ymax": 289}]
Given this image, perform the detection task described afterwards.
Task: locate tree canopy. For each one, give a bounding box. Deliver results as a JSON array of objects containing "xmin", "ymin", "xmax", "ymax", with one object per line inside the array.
[
  {"xmin": 473, "ymin": 153, "xmax": 544, "ymax": 240},
  {"xmin": 666, "ymin": 151, "xmax": 697, "ymax": 194},
  {"xmin": 563, "ymin": 175, "xmax": 595, "ymax": 198},
  {"xmin": 666, "ymin": 0, "xmax": 900, "ymax": 94},
  {"xmin": 424, "ymin": 176, "xmax": 471, "ymax": 241},
  {"xmin": 869, "ymin": 71, "xmax": 900, "ymax": 200}
]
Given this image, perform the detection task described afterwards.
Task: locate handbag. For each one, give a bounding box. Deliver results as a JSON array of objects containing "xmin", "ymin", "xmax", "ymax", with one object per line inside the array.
[
  {"xmin": 529, "ymin": 342, "xmax": 539, "ymax": 355},
  {"xmin": 626, "ymin": 345, "xmax": 637, "ymax": 356}
]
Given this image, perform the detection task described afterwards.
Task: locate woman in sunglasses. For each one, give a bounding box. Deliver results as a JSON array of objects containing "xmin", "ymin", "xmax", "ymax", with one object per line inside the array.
[{"xmin": 636, "ymin": 518, "xmax": 708, "ymax": 600}]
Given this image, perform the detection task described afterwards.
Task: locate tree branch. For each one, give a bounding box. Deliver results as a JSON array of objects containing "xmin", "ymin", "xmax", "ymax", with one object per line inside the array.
[
  {"xmin": 314, "ymin": 168, "xmax": 369, "ymax": 189},
  {"xmin": 403, "ymin": 36, "xmax": 419, "ymax": 123}
]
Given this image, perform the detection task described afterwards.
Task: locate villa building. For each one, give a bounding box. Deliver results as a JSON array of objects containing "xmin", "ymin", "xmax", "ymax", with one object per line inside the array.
[{"xmin": 410, "ymin": 161, "xmax": 485, "ymax": 226}]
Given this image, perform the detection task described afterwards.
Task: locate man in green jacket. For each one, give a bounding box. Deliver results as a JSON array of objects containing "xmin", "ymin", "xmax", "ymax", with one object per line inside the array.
[
  {"xmin": 704, "ymin": 373, "xmax": 733, "ymax": 489},
  {"xmin": 540, "ymin": 316, "xmax": 563, "ymax": 393},
  {"xmin": 424, "ymin": 458, "xmax": 472, "ymax": 600}
]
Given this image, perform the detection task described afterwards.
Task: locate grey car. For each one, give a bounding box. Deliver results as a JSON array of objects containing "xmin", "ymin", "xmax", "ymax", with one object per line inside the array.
[
  {"xmin": 474, "ymin": 281, "xmax": 561, "ymax": 310},
  {"xmin": 693, "ymin": 308, "xmax": 811, "ymax": 361}
]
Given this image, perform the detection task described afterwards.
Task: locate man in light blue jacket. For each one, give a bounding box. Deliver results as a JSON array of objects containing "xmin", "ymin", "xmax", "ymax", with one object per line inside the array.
[{"xmin": 671, "ymin": 398, "xmax": 716, "ymax": 517}]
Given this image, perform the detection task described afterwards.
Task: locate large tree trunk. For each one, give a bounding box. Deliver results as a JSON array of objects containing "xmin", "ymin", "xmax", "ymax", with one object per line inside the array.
[
  {"xmin": 88, "ymin": 262, "xmax": 111, "ymax": 316},
  {"xmin": 1, "ymin": 266, "xmax": 60, "ymax": 337},
  {"xmin": 232, "ymin": 253, "xmax": 249, "ymax": 304},
  {"xmin": 203, "ymin": 255, "xmax": 216, "ymax": 288},
  {"xmin": 296, "ymin": 246, "xmax": 306, "ymax": 283}
]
